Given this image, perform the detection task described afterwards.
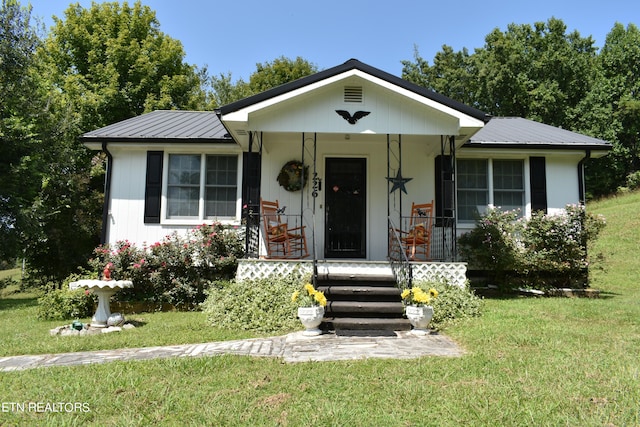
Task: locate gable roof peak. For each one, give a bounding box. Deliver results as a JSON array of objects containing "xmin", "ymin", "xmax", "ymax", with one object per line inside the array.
[{"xmin": 217, "ymin": 58, "xmax": 490, "ymax": 123}]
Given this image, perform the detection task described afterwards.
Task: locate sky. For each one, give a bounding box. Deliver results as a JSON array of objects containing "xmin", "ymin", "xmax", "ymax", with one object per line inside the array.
[{"xmin": 27, "ymin": 0, "xmax": 640, "ymax": 82}]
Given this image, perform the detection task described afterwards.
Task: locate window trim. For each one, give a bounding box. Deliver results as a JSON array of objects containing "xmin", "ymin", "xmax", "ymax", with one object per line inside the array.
[{"xmin": 161, "ymin": 151, "xmax": 242, "ymax": 226}]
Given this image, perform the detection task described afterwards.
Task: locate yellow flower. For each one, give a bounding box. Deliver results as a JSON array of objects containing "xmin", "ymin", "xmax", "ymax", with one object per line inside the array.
[
  {"xmin": 429, "ymin": 288, "xmax": 439, "ymax": 299},
  {"xmin": 313, "ymin": 291, "xmax": 327, "ymax": 307},
  {"xmin": 401, "ymin": 289, "xmax": 410, "ymax": 300},
  {"xmin": 304, "ymin": 283, "xmax": 315, "ymax": 295},
  {"xmin": 291, "ymin": 290, "xmax": 300, "ymax": 302},
  {"xmin": 413, "ymin": 290, "xmax": 430, "ymax": 305}
]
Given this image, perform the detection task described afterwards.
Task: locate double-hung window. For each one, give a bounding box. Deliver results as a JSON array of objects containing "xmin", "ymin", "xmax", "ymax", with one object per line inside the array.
[
  {"xmin": 166, "ymin": 154, "xmax": 238, "ymax": 220},
  {"xmin": 457, "ymin": 158, "xmax": 524, "ymax": 223},
  {"xmin": 493, "ymin": 160, "xmax": 524, "ymax": 213},
  {"xmin": 457, "ymin": 159, "xmax": 488, "ymax": 223}
]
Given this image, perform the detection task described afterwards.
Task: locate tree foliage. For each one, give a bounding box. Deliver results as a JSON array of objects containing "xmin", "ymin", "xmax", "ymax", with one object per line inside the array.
[
  {"xmin": 0, "ymin": 0, "xmax": 46, "ymax": 262},
  {"xmin": 402, "ymin": 18, "xmax": 640, "ymax": 197},
  {"xmin": 1, "ymin": 1, "xmax": 211, "ymax": 281},
  {"xmin": 44, "ymin": 1, "xmax": 206, "ymax": 129},
  {"xmin": 209, "ymin": 56, "xmax": 318, "ymax": 107}
]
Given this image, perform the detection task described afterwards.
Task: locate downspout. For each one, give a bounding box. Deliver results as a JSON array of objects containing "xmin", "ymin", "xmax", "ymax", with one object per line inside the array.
[
  {"xmin": 578, "ymin": 150, "xmax": 591, "ymax": 205},
  {"xmin": 100, "ymin": 141, "xmax": 113, "ymax": 245}
]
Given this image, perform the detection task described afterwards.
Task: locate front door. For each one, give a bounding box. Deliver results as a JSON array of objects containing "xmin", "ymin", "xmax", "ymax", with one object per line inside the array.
[{"xmin": 325, "ymin": 157, "xmax": 366, "ymax": 258}]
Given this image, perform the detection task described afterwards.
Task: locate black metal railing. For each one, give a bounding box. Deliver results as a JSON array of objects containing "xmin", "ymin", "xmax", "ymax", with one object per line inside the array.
[
  {"xmin": 243, "ymin": 203, "xmax": 260, "ymax": 258},
  {"xmin": 244, "ymin": 206, "xmax": 308, "ymax": 259},
  {"xmin": 388, "ymin": 217, "xmax": 413, "ymax": 290},
  {"xmin": 396, "ymin": 214, "xmax": 457, "ymax": 262}
]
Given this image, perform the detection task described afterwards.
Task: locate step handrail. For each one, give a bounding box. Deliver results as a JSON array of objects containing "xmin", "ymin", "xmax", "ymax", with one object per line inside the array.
[{"xmin": 388, "ymin": 217, "xmax": 413, "ymax": 290}]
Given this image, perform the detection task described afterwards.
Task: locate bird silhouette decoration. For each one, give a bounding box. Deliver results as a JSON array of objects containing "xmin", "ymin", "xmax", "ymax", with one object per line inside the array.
[{"xmin": 335, "ymin": 110, "xmax": 370, "ymax": 124}]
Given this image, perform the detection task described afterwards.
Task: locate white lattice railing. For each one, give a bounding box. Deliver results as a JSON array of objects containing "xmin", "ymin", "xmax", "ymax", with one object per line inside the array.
[{"xmin": 236, "ymin": 260, "xmax": 467, "ymax": 287}]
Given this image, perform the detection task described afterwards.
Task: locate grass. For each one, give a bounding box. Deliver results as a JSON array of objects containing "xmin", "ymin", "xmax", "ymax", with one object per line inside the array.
[{"xmin": 1, "ymin": 193, "xmax": 640, "ymax": 426}]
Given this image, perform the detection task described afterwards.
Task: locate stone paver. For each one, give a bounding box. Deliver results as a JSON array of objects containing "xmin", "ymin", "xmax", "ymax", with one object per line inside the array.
[{"xmin": 0, "ymin": 331, "xmax": 463, "ymax": 371}]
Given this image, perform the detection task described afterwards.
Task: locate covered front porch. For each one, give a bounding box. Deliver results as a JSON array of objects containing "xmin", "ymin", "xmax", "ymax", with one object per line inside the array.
[{"xmin": 217, "ymin": 60, "xmax": 489, "ymax": 279}]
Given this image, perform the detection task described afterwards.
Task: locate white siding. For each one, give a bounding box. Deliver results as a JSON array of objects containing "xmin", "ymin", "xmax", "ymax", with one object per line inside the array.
[{"xmin": 259, "ymin": 133, "xmax": 438, "ymax": 260}]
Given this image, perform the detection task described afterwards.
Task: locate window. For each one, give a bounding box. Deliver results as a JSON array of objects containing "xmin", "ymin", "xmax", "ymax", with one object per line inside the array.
[
  {"xmin": 457, "ymin": 159, "xmax": 488, "ymax": 223},
  {"xmin": 457, "ymin": 159, "xmax": 525, "ymax": 223},
  {"xmin": 166, "ymin": 154, "xmax": 238, "ymax": 220},
  {"xmin": 493, "ymin": 160, "xmax": 524, "ymax": 213}
]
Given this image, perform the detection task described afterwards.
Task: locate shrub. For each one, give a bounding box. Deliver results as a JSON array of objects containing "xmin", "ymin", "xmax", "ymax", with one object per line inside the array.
[
  {"xmin": 457, "ymin": 209, "xmax": 523, "ymax": 286},
  {"xmin": 625, "ymin": 170, "xmax": 640, "ymax": 190},
  {"xmin": 520, "ymin": 205, "xmax": 606, "ymax": 288},
  {"xmin": 415, "ymin": 279, "xmax": 483, "ymax": 329},
  {"xmin": 458, "ymin": 205, "xmax": 606, "ymax": 290},
  {"xmin": 88, "ymin": 223, "xmax": 244, "ymax": 308},
  {"xmin": 201, "ymin": 272, "xmax": 304, "ymax": 333},
  {"xmin": 36, "ymin": 276, "xmax": 96, "ymax": 321}
]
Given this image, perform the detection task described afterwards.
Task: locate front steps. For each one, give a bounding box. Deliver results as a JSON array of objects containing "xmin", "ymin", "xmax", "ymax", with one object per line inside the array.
[{"xmin": 316, "ymin": 272, "xmax": 410, "ymax": 332}]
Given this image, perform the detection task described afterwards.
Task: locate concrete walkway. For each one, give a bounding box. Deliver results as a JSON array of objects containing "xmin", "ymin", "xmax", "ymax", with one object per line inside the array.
[{"xmin": 0, "ymin": 331, "xmax": 463, "ymax": 371}]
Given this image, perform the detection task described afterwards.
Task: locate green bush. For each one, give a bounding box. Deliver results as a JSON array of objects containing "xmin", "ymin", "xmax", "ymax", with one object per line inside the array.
[
  {"xmin": 36, "ymin": 279, "xmax": 96, "ymax": 321},
  {"xmin": 201, "ymin": 273, "xmax": 303, "ymax": 333},
  {"xmin": 458, "ymin": 205, "xmax": 606, "ymax": 290},
  {"xmin": 88, "ymin": 223, "xmax": 244, "ymax": 308},
  {"xmin": 416, "ymin": 280, "xmax": 483, "ymax": 329}
]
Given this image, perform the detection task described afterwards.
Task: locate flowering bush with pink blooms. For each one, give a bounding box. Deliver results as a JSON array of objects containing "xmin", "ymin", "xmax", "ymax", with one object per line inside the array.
[{"xmin": 88, "ymin": 223, "xmax": 244, "ymax": 308}]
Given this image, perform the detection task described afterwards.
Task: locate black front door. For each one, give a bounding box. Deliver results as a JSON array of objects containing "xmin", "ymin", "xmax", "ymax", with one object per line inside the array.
[{"xmin": 325, "ymin": 157, "xmax": 366, "ymax": 258}]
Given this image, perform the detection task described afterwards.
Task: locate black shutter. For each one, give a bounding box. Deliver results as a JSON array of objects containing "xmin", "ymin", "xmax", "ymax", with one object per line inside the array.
[
  {"xmin": 144, "ymin": 151, "xmax": 163, "ymax": 223},
  {"xmin": 242, "ymin": 151, "xmax": 261, "ymax": 210},
  {"xmin": 435, "ymin": 155, "xmax": 454, "ymax": 222},
  {"xmin": 530, "ymin": 156, "xmax": 547, "ymax": 214}
]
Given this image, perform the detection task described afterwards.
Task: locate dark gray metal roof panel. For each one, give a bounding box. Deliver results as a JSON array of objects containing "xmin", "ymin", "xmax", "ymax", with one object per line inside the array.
[
  {"xmin": 465, "ymin": 117, "xmax": 611, "ymax": 150},
  {"xmin": 217, "ymin": 58, "xmax": 491, "ymax": 123},
  {"xmin": 81, "ymin": 110, "xmax": 231, "ymax": 142}
]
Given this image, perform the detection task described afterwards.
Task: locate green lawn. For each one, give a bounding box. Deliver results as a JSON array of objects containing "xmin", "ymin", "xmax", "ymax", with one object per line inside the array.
[{"xmin": 1, "ymin": 193, "xmax": 640, "ymax": 426}]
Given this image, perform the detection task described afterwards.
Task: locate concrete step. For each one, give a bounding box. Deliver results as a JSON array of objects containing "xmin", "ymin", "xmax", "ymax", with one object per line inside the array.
[
  {"xmin": 325, "ymin": 300, "xmax": 404, "ymax": 316},
  {"xmin": 317, "ymin": 285, "xmax": 401, "ymax": 300},
  {"xmin": 323, "ymin": 317, "xmax": 411, "ymax": 331}
]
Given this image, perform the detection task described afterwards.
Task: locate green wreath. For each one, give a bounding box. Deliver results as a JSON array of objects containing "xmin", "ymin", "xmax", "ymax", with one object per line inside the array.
[{"xmin": 277, "ymin": 160, "xmax": 309, "ymax": 192}]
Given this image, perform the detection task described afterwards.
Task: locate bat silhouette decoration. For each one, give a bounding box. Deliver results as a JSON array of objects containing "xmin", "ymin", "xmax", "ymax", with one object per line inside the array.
[{"xmin": 335, "ymin": 110, "xmax": 370, "ymax": 124}]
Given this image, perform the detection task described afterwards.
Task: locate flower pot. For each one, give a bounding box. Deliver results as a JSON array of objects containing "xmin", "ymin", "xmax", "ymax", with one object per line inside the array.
[
  {"xmin": 297, "ymin": 306, "xmax": 324, "ymax": 336},
  {"xmin": 405, "ymin": 305, "xmax": 434, "ymax": 336}
]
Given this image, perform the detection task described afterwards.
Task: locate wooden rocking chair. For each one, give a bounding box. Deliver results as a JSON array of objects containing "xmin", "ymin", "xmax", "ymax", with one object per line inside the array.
[
  {"xmin": 260, "ymin": 198, "xmax": 309, "ymax": 259},
  {"xmin": 397, "ymin": 201, "xmax": 434, "ymax": 261}
]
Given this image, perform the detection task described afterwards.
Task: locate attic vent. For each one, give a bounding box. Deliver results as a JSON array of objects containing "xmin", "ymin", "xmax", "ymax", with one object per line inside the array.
[{"xmin": 344, "ymin": 86, "xmax": 363, "ymax": 103}]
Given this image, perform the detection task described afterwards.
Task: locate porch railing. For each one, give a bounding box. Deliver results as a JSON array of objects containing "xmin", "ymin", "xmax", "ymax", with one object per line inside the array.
[
  {"xmin": 396, "ymin": 214, "xmax": 457, "ymax": 262},
  {"xmin": 388, "ymin": 217, "xmax": 413, "ymax": 290},
  {"xmin": 243, "ymin": 204, "xmax": 307, "ymax": 260},
  {"xmin": 244, "ymin": 203, "xmax": 260, "ymax": 258}
]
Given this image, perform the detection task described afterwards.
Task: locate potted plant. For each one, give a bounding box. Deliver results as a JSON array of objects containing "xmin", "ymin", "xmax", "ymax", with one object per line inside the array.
[
  {"xmin": 401, "ymin": 286, "xmax": 438, "ymax": 335},
  {"xmin": 291, "ymin": 283, "xmax": 327, "ymax": 336}
]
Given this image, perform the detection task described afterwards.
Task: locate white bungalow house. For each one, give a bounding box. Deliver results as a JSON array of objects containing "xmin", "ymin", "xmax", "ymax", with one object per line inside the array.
[{"xmin": 81, "ymin": 59, "xmax": 611, "ymax": 289}]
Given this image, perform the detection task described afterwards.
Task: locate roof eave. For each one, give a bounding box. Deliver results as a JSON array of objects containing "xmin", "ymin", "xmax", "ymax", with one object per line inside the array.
[
  {"xmin": 463, "ymin": 142, "xmax": 612, "ymax": 152},
  {"xmin": 81, "ymin": 136, "xmax": 234, "ymax": 150}
]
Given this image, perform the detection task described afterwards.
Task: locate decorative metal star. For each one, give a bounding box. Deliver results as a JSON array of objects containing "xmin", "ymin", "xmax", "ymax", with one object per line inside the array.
[{"xmin": 386, "ymin": 170, "xmax": 412, "ymax": 194}]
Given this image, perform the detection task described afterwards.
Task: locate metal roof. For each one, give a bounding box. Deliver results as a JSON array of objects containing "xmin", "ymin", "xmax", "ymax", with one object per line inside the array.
[
  {"xmin": 465, "ymin": 117, "xmax": 611, "ymax": 150},
  {"xmin": 217, "ymin": 58, "xmax": 491, "ymax": 123},
  {"xmin": 81, "ymin": 110, "xmax": 231, "ymax": 143}
]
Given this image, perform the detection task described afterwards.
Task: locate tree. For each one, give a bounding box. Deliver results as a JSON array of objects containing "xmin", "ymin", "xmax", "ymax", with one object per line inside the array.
[
  {"xmin": 43, "ymin": 0, "xmax": 206, "ymax": 129},
  {"xmin": 17, "ymin": 1, "xmax": 209, "ymax": 282},
  {"xmin": 402, "ymin": 45, "xmax": 479, "ymax": 108},
  {"xmin": 210, "ymin": 56, "xmax": 318, "ymax": 107},
  {"xmin": 0, "ymin": 0, "xmax": 45, "ymax": 264}
]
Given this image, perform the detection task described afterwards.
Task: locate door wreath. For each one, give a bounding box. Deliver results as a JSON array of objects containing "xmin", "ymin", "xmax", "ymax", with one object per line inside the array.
[{"xmin": 277, "ymin": 160, "xmax": 308, "ymax": 192}]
